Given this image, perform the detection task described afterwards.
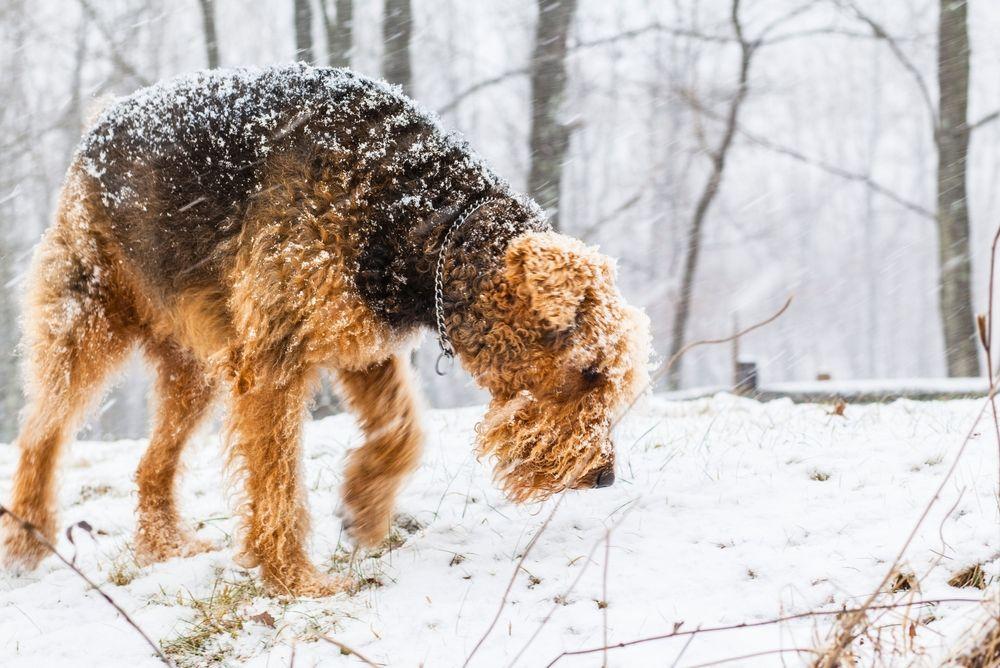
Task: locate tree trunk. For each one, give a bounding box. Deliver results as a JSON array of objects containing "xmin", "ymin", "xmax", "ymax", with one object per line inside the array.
[
  {"xmin": 197, "ymin": 0, "xmax": 220, "ymax": 69},
  {"xmin": 294, "ymin": 0, "xmax": 315, "ymax": 64},
  {"xmin": 0, "ymin": 240, "xmax": 17, "ymax": 442},
  {"xmin": 666, "ymin": 0, "xmax": 751, "ymax": 390},
  {"xmin": 320, "ymin": 0, "xmax": 352, "ymax": 68},
  {"xmin": 382, "ymin": 0, "xmax": 413, "ymax": 94},
  {"xmin": 936, "ymin": 0, "xmax": 980, "ymax": 377},
  {"xmin": 527, "ymin": 0, "xmax": 577, "ymax": 231}
]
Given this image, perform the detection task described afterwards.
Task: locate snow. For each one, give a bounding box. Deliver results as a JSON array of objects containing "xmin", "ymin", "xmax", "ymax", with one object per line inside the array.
[
  {"xmin": 661, "ymin": 377, "xmax": 990, "ymax": 403},
  {"xmin": 1, "ymin": 393, "xmax": 998, "ymax": 667},
  {"xmin": 762, "ymin": 377, "xmax": 990, "ymax": 395}
]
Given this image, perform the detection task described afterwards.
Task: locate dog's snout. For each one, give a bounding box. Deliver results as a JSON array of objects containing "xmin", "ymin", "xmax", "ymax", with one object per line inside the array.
[{"xmin": 594, "ymin": 467, "xmax": 615, "ymax": 488}]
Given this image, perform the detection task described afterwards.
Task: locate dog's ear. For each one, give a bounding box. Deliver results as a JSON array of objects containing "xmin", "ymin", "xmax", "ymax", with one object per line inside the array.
[{"xmin": 505, "ymin": 232, "xmax": 612, "ymax": 331}]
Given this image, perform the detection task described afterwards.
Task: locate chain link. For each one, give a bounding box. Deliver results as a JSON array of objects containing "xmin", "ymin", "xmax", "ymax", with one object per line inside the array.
[{"xmin": 434, "ymin": 195, "xmax": 499, "ymax": 371}]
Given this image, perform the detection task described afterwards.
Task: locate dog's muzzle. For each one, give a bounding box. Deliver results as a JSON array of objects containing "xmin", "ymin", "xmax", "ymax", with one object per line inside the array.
[{"xmin": 593, "ymin": 467, "xmax": 615, "ymax": 488}]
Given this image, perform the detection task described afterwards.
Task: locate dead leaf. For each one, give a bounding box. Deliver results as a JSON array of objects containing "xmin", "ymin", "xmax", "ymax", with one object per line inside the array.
[{"xmin": 250, "ymin": 611, "xmax": 276, "ymax": 627}]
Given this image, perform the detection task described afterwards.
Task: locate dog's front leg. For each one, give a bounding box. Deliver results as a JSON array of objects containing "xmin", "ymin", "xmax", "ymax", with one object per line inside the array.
[
  {"xmin": 336, "ymin": 354, "xmax": 424, "ymax": 547},
  {"xmin": 228, "ymin": 360, "xmax": 347, "ymax": 597}
]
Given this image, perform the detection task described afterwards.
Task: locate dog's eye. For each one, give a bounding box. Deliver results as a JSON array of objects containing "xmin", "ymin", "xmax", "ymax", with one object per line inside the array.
[{"xmin": 581, "ymin": 365, "xmax": 604, "ymax": 387}]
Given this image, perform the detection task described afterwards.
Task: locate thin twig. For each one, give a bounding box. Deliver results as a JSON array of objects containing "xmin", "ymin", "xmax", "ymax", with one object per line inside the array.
[
  {"xmin": 983, "ymin": 224, "xmax": 1000, "ymax": 502},
  {"xmin": 437, "ymin": 67, "xmax": 529, "ymax": 115},
  {"xmin": 658, "ymin": 295, "xmax": 792, "ymax": 389},
  {"xmin": 75, "ymin": 0, "xmax": 151, "ymax": 87},
  {"xmin": 507, "ymin": 502, "xmax": 638, "ymax": 667},
  {"xmin": 835, "ymin": 0, "xmax": 937, "ymax": 123},
  {"xmin": 462, "ymin": 494, "xmax": 565, "ymax": 667},
  {"xmin": 684, "ymin": 647, "xmax": 818, "ymax": 667},
  {"xmin": 669, "ymin": 629, "xmax": 699, "ymax": 667},
  {"xmin": 601, "ymin": 527, "xmax": 611, "ymax": 668},
  {"xmin": 970, "ymin": 110, "xmax": 1000, "ymax": 132},
  {"xmin": 613, "ymin": 295, "xmax": 793, "ymax": 427},
  {"xmin": 318, "ymin": 635, "xmax": 380, "ymax": 667},
  {"xmin": 543, "ymin": 597, "xmax": 982, "ymax": 666},
  {"xmin": 0, "ymin": 504, "xmax": 172, "ymax": 666}
]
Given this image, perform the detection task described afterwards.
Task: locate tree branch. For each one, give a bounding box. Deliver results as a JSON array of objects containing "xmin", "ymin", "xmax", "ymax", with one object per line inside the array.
[
  {"xmin": 970, "ymin": 109, "xmax": 1000, "ymax": 132},
  {"xmin": 437, "ymin": 66, "xmax": 529, "ymax": 115},
  {"xmin": 676, "ymin": 90, "xmax": 936, "ymax": 221},
  {"xmin": 665, "ymin": 0, "xmax": 753, "ymax": 390},
  {"xmin": 77, "ymin": 0, "xmax": 151, "ymax": 87},
  {"xmin": 835, "ymin": 0, "xmax": 937, "ymax": 122},
  {"xmin": 578, "ymin": 191, "xmax": 643, "ymax": 241},
  {"xmin": 0, "ymin": 505, "xmax": 171, "ymax": 665},
  {"xmin": 439, "ymin": 4, "xmax": 894, "ymax": 115}
]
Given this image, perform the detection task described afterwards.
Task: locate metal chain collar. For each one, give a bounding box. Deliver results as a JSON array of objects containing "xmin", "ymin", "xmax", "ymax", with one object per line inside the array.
[{"xmin": 434, "ymin": 195, "xmax": 499, "ymax": 374}]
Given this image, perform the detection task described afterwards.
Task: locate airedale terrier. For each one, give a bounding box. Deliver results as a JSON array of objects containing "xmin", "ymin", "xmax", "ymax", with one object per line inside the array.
[{"xmin": 2, "ymin": 64, "xmax": 649, "ymax": 596}]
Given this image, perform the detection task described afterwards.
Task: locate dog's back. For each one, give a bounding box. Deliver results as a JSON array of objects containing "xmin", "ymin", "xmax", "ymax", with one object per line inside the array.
[{"xmin": 76, "ymin": 65, "xmax": 450, "ymax": 298}]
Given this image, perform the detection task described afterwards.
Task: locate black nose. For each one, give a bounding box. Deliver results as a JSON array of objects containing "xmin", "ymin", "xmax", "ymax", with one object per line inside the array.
[{"xmin": 594, "ymin": 467, "xmax": 615, "ymax": 488}]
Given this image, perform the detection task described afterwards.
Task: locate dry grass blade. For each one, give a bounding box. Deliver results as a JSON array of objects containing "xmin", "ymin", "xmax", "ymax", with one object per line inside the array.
[
  {"xmin": 0, "ymin": 504, "xmax": 173, "ymax": 666},
  {"xmin": 948, "ymin": 564, "xmax": 988, "ymax": 591},
  {"xmin": 949, "ymin": 613, "xmax": 1000, "ymax": 667},
  {"xmin": 318, "ymin": 635, "xmax": 381, "ymax": 667}
]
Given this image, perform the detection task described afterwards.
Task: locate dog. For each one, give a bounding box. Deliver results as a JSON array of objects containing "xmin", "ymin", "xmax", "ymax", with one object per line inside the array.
[{"xmin": 1, "ymin": 64, "xmax": 649, "ymax": 596}]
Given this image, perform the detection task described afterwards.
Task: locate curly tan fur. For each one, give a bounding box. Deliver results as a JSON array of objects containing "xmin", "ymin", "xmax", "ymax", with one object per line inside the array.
[
  {"xmin": 134, "ymin": 337, "xmax": 217, "ymax": 564},
  {"xmin": 2, "ymin": 66, "xmax": 650, "ymax": 597},
  {"xmin": 454, "ymin": 232, "xmax": 650, "ymax": 501},
  {"xmin": 337, "ymin": 355, "xmax": 424, "ymax": 546}
]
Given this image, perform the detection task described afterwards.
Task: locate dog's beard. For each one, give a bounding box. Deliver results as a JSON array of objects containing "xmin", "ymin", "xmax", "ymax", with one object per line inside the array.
[
  {"xmin": 473, "ymin": 293, "xmax": 652, "ymax": 503},
  {"xmin": 476, "ymin": 391, "xmax": 613, "ymax": 503}
]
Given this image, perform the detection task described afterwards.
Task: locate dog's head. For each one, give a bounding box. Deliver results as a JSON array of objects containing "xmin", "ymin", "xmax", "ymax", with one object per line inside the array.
[{"xmin": 459, "ymin": 231, "xmax": 650, "ymax": 502}]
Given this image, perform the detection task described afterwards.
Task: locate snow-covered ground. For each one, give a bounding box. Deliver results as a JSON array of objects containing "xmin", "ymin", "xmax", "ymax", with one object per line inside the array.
[{"xmin": 1, "ymin": 393, "xmax": 998, "ymax": 667}]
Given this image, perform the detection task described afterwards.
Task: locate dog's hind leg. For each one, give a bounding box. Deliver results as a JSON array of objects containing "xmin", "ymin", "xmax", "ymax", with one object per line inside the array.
[
  {"xmin": 134, "ymin": 337, "xmax": 217, "ymax": 565},
  {"xmin": 2, "ymin": 223, "xmax": 139, "ymax": 569},
  {"xmin": 336, "ymin": 354, "xmax": 424, "ymax": 547}
]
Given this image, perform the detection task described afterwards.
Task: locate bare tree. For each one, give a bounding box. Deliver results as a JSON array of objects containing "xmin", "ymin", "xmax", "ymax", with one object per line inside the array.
[
  {"xmin": 294, "ymin": 0, "xmax": 315, "ymax": 64},
  {"xmin": 0, "ymin": 0, "xmax": 31, "ymax": 441},
  {"xmin": 382, "ymin": 0, "xmax": 412, "ymax": 94},
  {"xmin": 197, "ymin": 0, "xmax": 220, "ymax": 69},
  {"xmin": 527, "ymin": 0, "xmax": 577, "ymax": 230},
  {"xmin": 837, "ymin": 0, "xmax": 985, "ymax": 377},
  {"xmin": 935, "ymin": 0, "xmax": 979, "ymax": 377},
  {"xmin": 666, "ymin": 0, "xmax": 751, "ymax": 390},
  {"xmin": 319, "ymin": 0, "xmax": 352, "ymax": 68},
  {"xmin": 77, "ymin": 0, "xmax": 150, "ymax": 88}
]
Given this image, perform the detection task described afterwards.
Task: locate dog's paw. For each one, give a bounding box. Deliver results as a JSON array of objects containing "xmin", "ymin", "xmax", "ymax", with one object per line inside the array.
[
  {"xmin": 134, "ymin": 529, "xmax": 217, "ymax": 566},
  {"xmin": 1, "ymin": 517, "xmax": 51, "ymax": 572},
  {"xmin": 341, "ymin": 509, "xmax": 391, "ymax": 548},
  {"xmin": 265, "ymin": 567, "xmax": 351, "ymax": 598}
]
